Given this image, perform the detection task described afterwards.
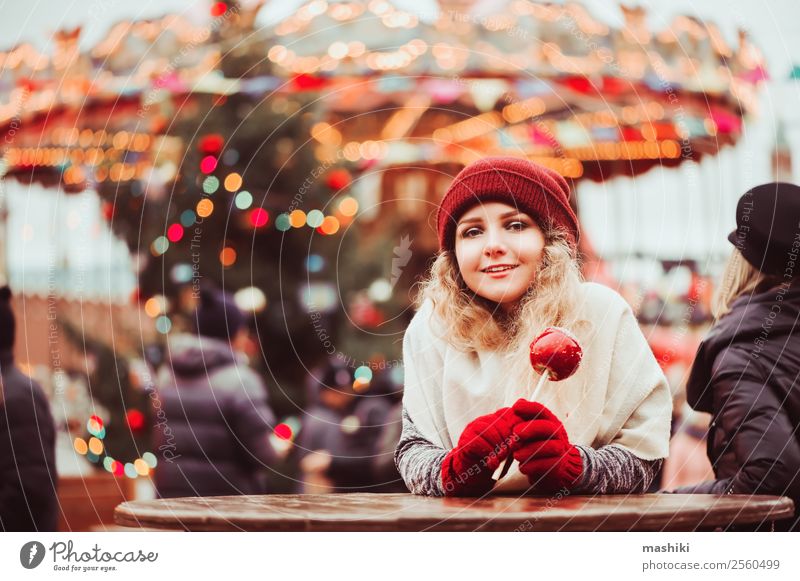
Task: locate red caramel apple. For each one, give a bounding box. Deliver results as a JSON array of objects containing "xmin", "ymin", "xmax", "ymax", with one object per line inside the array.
[{"xmin": 529, "ymin": 327, "xmax": 582, "ymax": 381}]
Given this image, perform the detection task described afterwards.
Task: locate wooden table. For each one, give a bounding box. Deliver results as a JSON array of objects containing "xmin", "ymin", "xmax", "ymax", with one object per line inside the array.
[{"xmin": 114, "ymin": 493, "xmax": 795, "ymax": 532}]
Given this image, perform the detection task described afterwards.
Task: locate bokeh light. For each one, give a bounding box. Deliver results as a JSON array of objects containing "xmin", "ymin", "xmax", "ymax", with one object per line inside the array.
[
  {"xmin": 338, "ymin": 197, "xmax": 358, "ymax": 216},
  {"xmin": 144, "ymin": 295, "xmax": 167, "ymax": 318},
  {"xmin": 233, "ymin": 286, "xmax": 267, "ymax": 312},
  {"xmin": 219, "ymin": 247, "xmax": 237, "ymax": 267},
  {"xmin": 88, "ymin": 437, "xmax": 104, "ymax": 455},
  {"xmin": 150, "ymin": 236, "xmax": 169, "ymax": 256},
  {"xmin": 200, "ymin": 155, "xmax": 217, "ymax": 174},
  {"xmin": 275, "ymin": 213, "xmax": 291, "ymax": 231},
  {"xmin": 250, "ymin": 208, "xmax": 269, "ymax": 227},
  {"xmin": 156, "ymin": 315, "xmax": 172, "ymax": 334},
  {"xmin": 274, "ymin": 423, "xmax": 293, "ymax": 440},
  {"xmin": 73, "ymin": 437, "xmax": 88, "ymax": 455},
  {"xmin": 134, "ymin": 459, "xmax": 150, "ymax": 476},
  {"xmin": 306, "ymin": 209, "xmax": 324, "ymax": 228},
  {"xmin": 235, "ymin": 191, "xmax": 253, "ymax": 210},
  {"xmin": 180, "ymin": 210, "xmax": 197, "ymax": 227},
  {"xmin": 167, "ymin": 223, "xmax": 184, "ymax": 242},
  {"xmin": 289, "ymin": 209, "xmax": 307, "ymax": 228},
  {"xmin": 142, "ymin": 452, "xmax": 158, "ymax": 469},
  {"xmin": 202, "ymin": 176, "xmax": 220, "ymax": 194},
  {"xmin": 306, "ymin": 254, "xmax": 324, "ymax": 273},
  {"xmin": 196, "ymin": 199, "xmax": 214, "ymax": 218},
  {"xmin": 320, "ymin": 216, "xmax": 340, "ymax": 235},
  {"xmin": 354, "ymin": 366, "xmax": 373, "ymax": 382},
  {"xmin": 224, "ymin": 172, "xmax": 243, "ymax": 192}
]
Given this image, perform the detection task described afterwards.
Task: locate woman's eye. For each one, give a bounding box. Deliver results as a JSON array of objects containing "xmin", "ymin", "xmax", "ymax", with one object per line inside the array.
[
  {"xmin": 507, "ymin": 221, "xmax": 527, "ymax": 231},
  {"xmin": 461, "ymin": 227, "xmax": 482, "ymax": 238}
]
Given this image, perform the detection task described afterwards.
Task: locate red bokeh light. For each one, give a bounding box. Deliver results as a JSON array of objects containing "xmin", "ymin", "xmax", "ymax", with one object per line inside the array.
[
  {"xmin": 274, "ymin": 423, "xmax": 293, "ymax": 440},
  {"xmin": 250, "ymin": 208, "xmax": 269, "ymax": 228},
  {"xmin": 126, "ymin": 409, "xmax": 146, "ymax": 432},
  {"xmin": 167, "ymin": 224, "xmax": 184, "ymax": 242},
  {"xmin": 200, "ymin": 155, "xmax": 218, "ymax": 174},
  {"xmin": 210, "ymin": 2, "xmax": 227, "ymax": 17}
]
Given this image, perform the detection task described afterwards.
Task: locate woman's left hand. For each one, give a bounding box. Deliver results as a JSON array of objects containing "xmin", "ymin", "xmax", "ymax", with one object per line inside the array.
[{"xmin": 511, "ymin": 399, "xmax": 584, "ymax": 493}]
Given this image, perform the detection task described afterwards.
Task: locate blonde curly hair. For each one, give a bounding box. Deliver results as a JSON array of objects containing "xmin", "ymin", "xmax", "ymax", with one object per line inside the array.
[{"xmin": 415, "ymin": 226, "xmax": 585, "ymax": 363}]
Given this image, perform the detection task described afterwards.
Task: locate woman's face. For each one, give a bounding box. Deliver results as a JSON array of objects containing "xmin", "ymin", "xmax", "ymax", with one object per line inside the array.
[{"xmin": 454, "ymin": 202, "xmax": 546, "ymax": 312}]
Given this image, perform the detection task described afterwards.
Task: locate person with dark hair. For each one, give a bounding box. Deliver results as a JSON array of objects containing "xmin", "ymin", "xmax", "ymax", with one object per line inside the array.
[
  {"xmin": 151, "ymin": 285, "xmax": 278, "ymax": 497},
  {"xmin": 0, "ymin": 286, "xmax": 59, "ymax": 531},
  {"xmin": 672, "ymin": 183, "xmax": 800, "ymax": 531}
]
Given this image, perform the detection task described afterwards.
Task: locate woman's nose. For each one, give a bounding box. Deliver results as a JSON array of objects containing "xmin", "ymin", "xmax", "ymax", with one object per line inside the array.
[{"xmin": 483, "ymin": 230, "xmax": 508, "ymax": 255}]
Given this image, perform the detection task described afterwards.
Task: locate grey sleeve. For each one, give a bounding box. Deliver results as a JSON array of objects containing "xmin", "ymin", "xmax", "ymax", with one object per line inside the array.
[
  {"xmin": 394, "ymin": 408, "xmax": 447, "ymax": 497},
  {"xmin": 572, "ymin": 444, "xmax": 662, "ymax": 494}
]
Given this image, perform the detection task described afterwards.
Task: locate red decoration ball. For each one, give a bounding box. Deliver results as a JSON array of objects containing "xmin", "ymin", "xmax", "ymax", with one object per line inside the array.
[
  {"xmin": 529, "ymin": 327, "xmax": 583, "ymax": 381},
  {"xmin": 325, "ymin": 169, "xmax": 352, "ymax": 191}
]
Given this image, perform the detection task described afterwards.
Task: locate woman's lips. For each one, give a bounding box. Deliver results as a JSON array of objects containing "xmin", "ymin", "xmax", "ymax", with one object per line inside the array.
[{"xmin": 482, "ymin": 264, "xmax": 519, "ymax": 278}]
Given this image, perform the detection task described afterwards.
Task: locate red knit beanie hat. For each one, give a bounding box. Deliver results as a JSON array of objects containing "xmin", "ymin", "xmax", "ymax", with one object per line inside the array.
[{"xmin": 436, "ymin": 157, "xmax": 579, "ymax": 251}]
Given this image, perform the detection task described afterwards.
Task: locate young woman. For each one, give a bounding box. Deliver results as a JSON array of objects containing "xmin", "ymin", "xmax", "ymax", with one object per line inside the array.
[
  {"xmin": 673, "ymin": 182, "xmax": 800, "ymax": 530},
  {"xmin": 394, "ymin": 157, "xmax": 672, "ymax": 496}
]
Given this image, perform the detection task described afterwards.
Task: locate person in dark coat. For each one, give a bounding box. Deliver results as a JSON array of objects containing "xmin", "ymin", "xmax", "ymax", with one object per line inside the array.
[
  {"xmin": 0, "ymin": 286, "xmax": 58, "ymax": 531},
  {"xmin": 296, "ymin": 359, "xmax": 395, "ymax": 492},
  {"xmin": 673, "ymin": 183, "xmax": 800, "ymax": 531},
  {"xmin": 152, "ymin": 286, "xmax": 277, "ymax": 498}
]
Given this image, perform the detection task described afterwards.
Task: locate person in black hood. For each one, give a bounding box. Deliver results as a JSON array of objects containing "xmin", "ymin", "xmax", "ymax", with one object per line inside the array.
[
  {"xmin": 151, "ymin": 285, "xmax": 277, "ymax": 498},
  {"xmin": 672, "ymin": 183, "xmax": 800, "ymax": 531},
  {"xmin": 0, "ymin": 286, "xmax": 58, "ymax": 531}
]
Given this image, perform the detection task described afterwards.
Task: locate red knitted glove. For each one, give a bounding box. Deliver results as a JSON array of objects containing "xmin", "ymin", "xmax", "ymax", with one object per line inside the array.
[
  {"xmin": 511, "ymin": 399, "xmax": 583, "ymax": 493},
  {"xmin": 441, "ymin": 407, "xmax": 520, "ymax": 496}
]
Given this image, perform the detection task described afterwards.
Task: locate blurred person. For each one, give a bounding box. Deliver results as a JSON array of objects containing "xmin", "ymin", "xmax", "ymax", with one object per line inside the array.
[
  {"xmin": 0, "ymin": 286, "xmax": 58, "ymax": 531},
  {"xmin": 296, "ymin": 359, "xmax": 395, "ymax": 492},
  {"xmin": 661, "ymin": 405, "xmax": 715, "ymax": 490},
  {"xmin": 671, "ymin": 183, "xmax": 800, "ymax": 531},
  {"xmin": 152, "ymin": 285, "xmax": 277, "ymax": 498}
]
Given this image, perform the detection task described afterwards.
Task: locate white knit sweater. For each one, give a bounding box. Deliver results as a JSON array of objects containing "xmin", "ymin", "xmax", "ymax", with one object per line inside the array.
[{"xmin": 401, "ymin": 282, "xmax": 672, "ymax": 493}]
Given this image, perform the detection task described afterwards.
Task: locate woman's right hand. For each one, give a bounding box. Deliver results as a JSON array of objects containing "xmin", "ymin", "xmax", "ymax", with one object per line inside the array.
[{"xmin": 441, "ymin": 407, "xmax": 520, "ymax": 496}]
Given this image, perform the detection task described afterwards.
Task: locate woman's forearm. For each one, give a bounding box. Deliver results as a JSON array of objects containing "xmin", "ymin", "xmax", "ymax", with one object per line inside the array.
[
  {"xmin": 573, "ymin": 444, "xmax": 662, "ymax": 494},
  {"xmin": 394, "ymin": 408, "xmax": 447, "ymax": 496}
]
